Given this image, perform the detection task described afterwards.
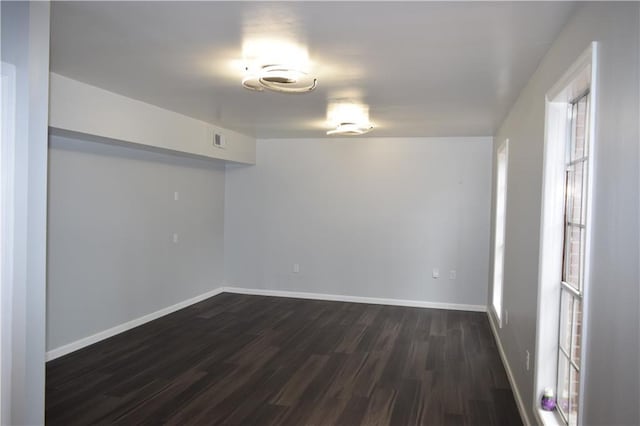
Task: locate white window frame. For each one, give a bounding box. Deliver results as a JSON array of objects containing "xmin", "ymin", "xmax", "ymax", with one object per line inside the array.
[
  {"xmin": 534, "ymin": 43, "xmax": 597, "ymax": 426},
  {"xmin": 0, "ymin": 60, "xmax": 17, "ymax": 426},
  {"xmin": 491, "ymin": 138, "xmax": 509, "ymax": 327}
]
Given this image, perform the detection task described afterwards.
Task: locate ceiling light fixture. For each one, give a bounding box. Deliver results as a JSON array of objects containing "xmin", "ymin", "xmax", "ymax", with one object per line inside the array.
[
  {"xmin": 326, "ymin": 122, "xmax": 374, "ymax": 136},
  {"xmin": 326, "ymin": 100, "xmax": 374, "ymax": 136},
  {"xmin": 242, "ymin": 64, "xmax": 317, "ymax": 93},
  {"xmin": 241, "ymin": 39, "xmax": 317, "ymax": 94}
]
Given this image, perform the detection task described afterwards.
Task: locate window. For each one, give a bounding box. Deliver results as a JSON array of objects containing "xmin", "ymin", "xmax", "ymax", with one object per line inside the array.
[
  {"xmin": 492, "ymin": 139, "xmax": 509, "ymax": 326},
  {"xmin": 557, "ymin": 91, "xmax": 590, "ymax": 426},
  {"xmin": 535, "ymin": 43, "xmax": 596, "ymax": 426}
]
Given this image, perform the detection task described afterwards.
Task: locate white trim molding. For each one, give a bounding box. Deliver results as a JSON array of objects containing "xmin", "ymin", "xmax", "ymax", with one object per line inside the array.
[
  {"xmin": 222, "ymin": 286, "xmax": 487, "ymax": 312},
  {"xmin": 488, "ymin": 312, "xmax": 532, "ymax": 426},
  {"xmin": 46, "ymin": 287, "xmax": 225, "ymax": 361},
  {"xmin": 46, "ymin": 285, "xmax": 487, "ymax": 361}
]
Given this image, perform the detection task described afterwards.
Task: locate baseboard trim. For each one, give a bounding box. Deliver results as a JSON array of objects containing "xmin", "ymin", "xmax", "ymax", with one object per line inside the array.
[
  {"xmin": 46, "ymin": 285, "xmax": 487, "ymax": 361},
  {"xmin": 222, "ymin": 286, "xmax": 487, "ymax": 312},
  {"xmin": 487, "ymin": 312, "xmax": 532, "ymax": 426},
  {"xmin": 46, "ymin": 287, "xmax": 225, "ymax": 361}
]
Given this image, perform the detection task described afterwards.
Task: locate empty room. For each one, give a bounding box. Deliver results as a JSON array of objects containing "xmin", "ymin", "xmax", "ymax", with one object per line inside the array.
[{"xmin": 1, "ymin": 1, "xmax": 639, "ymax": 425}]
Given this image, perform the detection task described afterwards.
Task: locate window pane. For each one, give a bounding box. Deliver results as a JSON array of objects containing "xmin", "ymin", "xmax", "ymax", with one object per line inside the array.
[
  {"xmin": 492, "ymin": 141, "xmax": 508, "ymax": 321},
  {"xmin": 568, "ymin": 366, "xmax": 581, "ymax": 426},
  {"xmin": 572, "ymin": 96, "xmax": 588, "ymax": 160},
  {"xmin": 559, "ymin": 290, "xmax": 573, "ymax": 353},
  {"xmin": 567, "ymin": 161, "xmax": 586, "ymax": 225},
  {"xmin": 571, "ymin": 299, "xmax": 583, "ymax": 366},
  {"xmin": 558, "ymin": 354, "xmax": 571, "ymax": 421},
  {"xmin": 582, "ymin": 95, "xmax": 590, "ymax": 158},
  {"xmin": 568, "ymin": 103, "xmax": 578, "ymax": 161},
  {"xmin": 579, "ymin": 226, "xmax": 586, "ymax": 293},
  {"xmin": 557, "ymin": 90, "xmax": 590, "ymax": 426},
  {"xmin": 563, "ymin": 225, "xmax": 582, "ymax": 288}
]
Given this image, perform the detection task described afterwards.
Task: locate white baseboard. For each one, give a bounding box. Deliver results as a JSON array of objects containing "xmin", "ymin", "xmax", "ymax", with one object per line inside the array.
[
  {"xmin": 222, "ymin": 286, "xmax": 487, "ymax": 312},
  {"xmin": 46, "ymin": 287, "xmax": 225, "ymax": 361},
  {"xmin": 487, "ymin": 312, "xmax": 532, "ymax": 426},
  {"xmin": 47, "ymin": 285, "xmax": 487, "ymax": 361}
]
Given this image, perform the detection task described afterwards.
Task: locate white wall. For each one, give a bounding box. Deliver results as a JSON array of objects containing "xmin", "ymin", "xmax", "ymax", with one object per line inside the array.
[
  {"xmin": 49, "ymin": 73, "xmax": 256, "ymax": 165},
  {"xmin": 47, "ymin": 134, "xmax": 226, "ymax": 351},
  {"xmin": 225, "ymin": 137, "xmax": 492, "ymax": 308},
  {"xmin": 0, "ymin": 2, "xmax": 50, "ymax": 424},
  {"xmin": 488, "ymin": 3, "xmax": 639, "ymax": 425}
]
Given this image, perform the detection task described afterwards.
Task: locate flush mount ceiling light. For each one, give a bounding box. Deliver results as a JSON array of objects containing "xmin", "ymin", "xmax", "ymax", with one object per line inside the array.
[
  {"xmin": 326, "ymin": 101, "xmax": 375, "ymax": 136},
  {"xmin": 241, "ymin": 39, "xmax": 317, "ymax": 94},
  {"xmin": 242, "ymin": 64, "xmax": 317, "ymax": 93},
  {"xmin": 326, "ymin": 122, "xmax": 373, "ymax": 136}
]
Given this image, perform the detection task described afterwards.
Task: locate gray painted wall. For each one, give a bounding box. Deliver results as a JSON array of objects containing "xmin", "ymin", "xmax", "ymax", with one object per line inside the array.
[
  {"xmin": 47, "ymin": 135, "xmax": 226, "ymax": 350},
  {"xmin": 488, "ymin": 3, "xmax": 639, "ymax": 424},
  {"xmin": 225, "ymin": 137, "xmax": 492, "ymax": 307},
  {"xmin": 1, "ymin": 2, "xmax": 50, "ymax": 424}
]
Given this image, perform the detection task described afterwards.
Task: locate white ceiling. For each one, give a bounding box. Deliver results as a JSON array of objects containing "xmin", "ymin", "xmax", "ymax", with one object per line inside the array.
[{"xmin": 50, "ymin": 1, "xmax": 577, "ymax": 139}]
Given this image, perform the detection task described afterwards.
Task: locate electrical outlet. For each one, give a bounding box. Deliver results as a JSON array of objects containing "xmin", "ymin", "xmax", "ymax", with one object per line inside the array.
[
  {"xmin": 449, "ymin": 270, "xmax": 456, "ymax": 280},
  {"xmin": 293, "ymin": 263, "xmax": 300, "ymax": 273},
  {"xmin": 174, "ymin": 191, "xmax": 179, "ymax": 201},
  {"xmin": 526, "ymin": 350, "xmax": 530, "ymax": 371},
  {"xmin": 432, "ymin": 268, "xmax": 440, "ymax": 279},
  {"xmin": 172, "ymin": 233, "xmax": 179, "ymax": 243}
]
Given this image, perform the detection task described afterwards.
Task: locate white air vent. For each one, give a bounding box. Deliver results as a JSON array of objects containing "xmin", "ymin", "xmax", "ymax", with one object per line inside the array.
[{"xmin": 213, "ymin": 132, "xmax": 226, "ymax": 149}]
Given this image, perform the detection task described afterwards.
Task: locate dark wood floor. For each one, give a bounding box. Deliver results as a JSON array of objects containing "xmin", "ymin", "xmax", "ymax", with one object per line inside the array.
[{"xmin": 46, "ymin": 293, "xmax": 522, "ymax": 425}]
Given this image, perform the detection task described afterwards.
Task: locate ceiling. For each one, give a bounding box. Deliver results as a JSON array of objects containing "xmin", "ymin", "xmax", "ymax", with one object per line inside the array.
[{"xmin": 50, "ymin": 1, "xmax": 577, "ymax": 139}]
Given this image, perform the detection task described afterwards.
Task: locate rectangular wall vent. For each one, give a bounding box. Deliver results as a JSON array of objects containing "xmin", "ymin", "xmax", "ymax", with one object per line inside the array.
[{"xmin": 213, "ymin": 132, "xmax": 226, "ymax": 149}]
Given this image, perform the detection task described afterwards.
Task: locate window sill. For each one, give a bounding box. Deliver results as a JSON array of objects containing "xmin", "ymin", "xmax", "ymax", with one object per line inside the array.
[{"xmin": 534, "ymin": 407, "xmax": 563, "ymax": 426}]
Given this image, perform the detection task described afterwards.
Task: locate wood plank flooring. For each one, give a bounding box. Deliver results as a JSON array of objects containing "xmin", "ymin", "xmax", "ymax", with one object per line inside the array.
[{"xmin": 46, "ymin": 293, "xmax": 522, "ymax": 425}]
